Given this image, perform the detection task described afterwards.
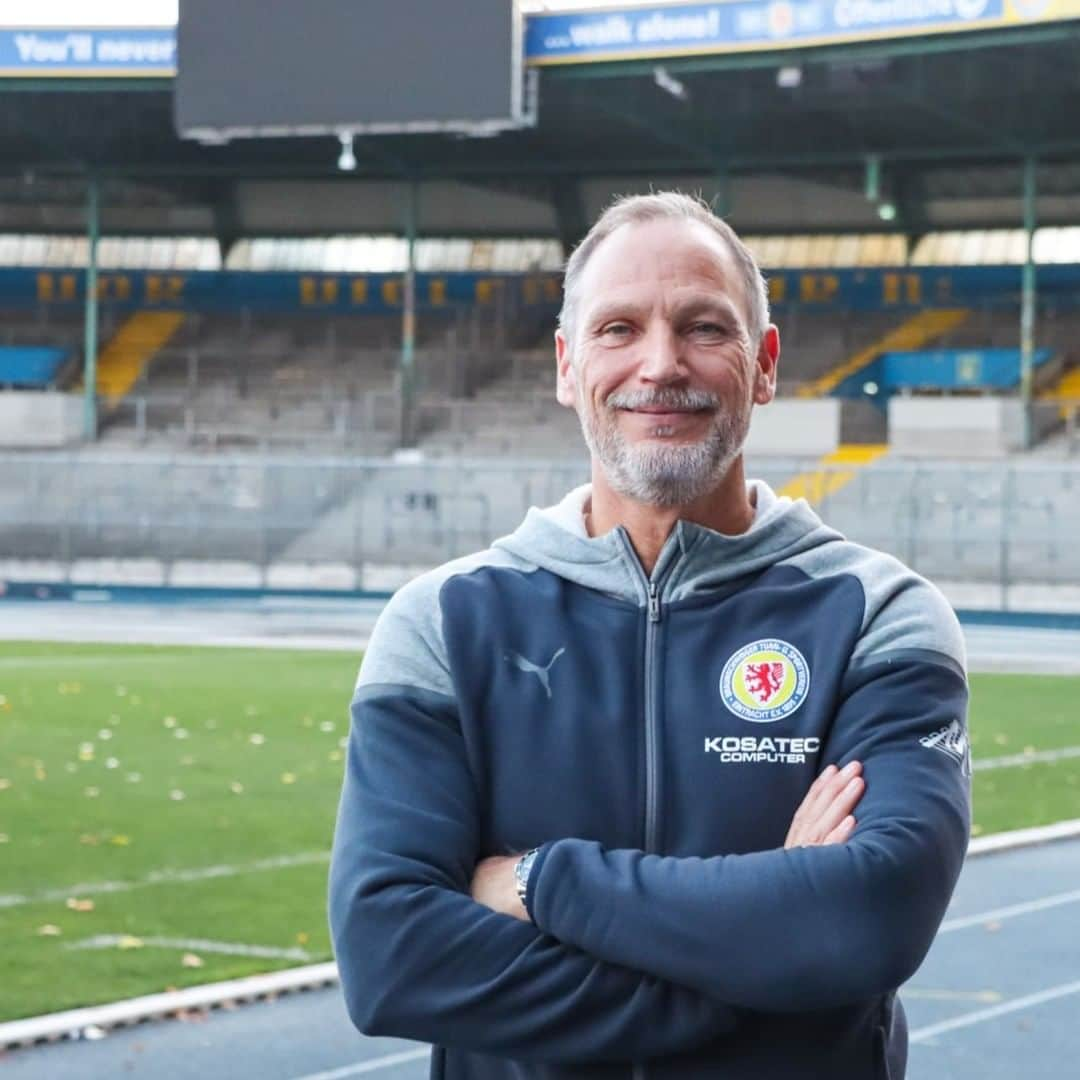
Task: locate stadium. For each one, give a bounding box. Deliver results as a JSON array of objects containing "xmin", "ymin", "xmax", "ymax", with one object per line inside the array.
[{"xmin": 1, "ymin": 1, "xmax": 1079, "ymax": 1077}]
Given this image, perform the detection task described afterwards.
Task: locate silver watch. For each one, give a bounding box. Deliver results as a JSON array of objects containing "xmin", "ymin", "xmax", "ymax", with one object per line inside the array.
[{"xmin": 514, "ymin": 847, "xmax": 541, "ymax": 911}]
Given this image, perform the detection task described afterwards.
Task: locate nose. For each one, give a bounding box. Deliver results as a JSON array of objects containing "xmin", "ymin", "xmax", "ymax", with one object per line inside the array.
[{"xmin": 637, "ymin": 323, "xmax": 686, "ymax": 385}]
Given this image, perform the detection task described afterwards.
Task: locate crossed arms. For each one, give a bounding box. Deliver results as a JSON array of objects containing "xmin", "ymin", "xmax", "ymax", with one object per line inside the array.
[{"xmin": 329, "ymin": 655, "xmax": 969, "ymax": 1063}]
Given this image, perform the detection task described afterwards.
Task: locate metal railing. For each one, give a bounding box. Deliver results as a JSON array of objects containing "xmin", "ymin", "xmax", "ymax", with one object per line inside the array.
[{"xmin": 1, "ymin": 454, "xmax": 1079, "ymax": 594}]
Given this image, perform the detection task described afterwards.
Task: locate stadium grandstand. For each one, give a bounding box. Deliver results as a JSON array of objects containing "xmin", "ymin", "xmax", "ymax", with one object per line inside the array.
[{"xmin": 0, "ymin": 0, "xmax": 1079, "ymax": 608}]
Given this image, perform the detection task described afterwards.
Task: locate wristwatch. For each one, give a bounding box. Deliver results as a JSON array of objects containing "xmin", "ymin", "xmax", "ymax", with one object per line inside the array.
[{"xmin": 514, "ymin": 847, "xmax": 541, "ymax": 915}]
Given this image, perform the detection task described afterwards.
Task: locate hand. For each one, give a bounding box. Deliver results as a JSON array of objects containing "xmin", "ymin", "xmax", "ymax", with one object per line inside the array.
[
  {"xmin": 470, "ymin": 853, "xmax": 530, "ymax": 921},
  {"xmin": 785, "ymin": 761, "xmax": 864, "ymax": 849}
]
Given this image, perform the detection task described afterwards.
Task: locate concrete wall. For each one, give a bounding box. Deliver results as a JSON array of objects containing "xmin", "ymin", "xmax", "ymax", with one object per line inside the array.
[
  {"xmin": 0, "ymin": 391, "xmax": 82, "ymax": 447},
  {"xmin": 745, "ymin": 399, "xmax": 841, "ymax": 456},
  {"xmin": 887, "ymin": 397, "xmax": 1056, "ymax": 457}
]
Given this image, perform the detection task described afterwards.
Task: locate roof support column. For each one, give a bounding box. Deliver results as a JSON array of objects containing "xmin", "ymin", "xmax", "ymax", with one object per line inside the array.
[
  {"xmin": 82, "ymin": 175, "xmax": 100, "ymax": 442},
  {"xmin": 1020, "ymin": 156, "xmax": 1037, "ymax": 449},
  {"xmin": 399, "ymin": 179, "xmax": 419, "ymax": 449}
]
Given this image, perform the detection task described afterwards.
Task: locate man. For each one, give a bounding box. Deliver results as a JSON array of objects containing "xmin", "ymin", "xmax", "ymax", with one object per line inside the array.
[{"xmin": 329, "ymin": 192, "xmax": 970, "ymax": 1079}]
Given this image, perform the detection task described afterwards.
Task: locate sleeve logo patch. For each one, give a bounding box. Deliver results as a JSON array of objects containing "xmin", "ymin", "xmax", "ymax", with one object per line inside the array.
[
  {"xmin": 920, "ymin": 719, "xmax": 972, "ymax": 775},
  {"xmin": 720, "ymin": 639, "xmax": 810, "ymax": 723}
]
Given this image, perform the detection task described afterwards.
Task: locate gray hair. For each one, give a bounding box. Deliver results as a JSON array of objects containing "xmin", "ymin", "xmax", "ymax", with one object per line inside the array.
[{"xmin": 557, "ymin": 191, "xmax": 770, "ymax": 351}]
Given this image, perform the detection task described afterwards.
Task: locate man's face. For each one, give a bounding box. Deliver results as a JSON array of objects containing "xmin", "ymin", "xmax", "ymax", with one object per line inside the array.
[{"xmin": 555, "ymin": 218, "xmax": 779, "ymax": 507}]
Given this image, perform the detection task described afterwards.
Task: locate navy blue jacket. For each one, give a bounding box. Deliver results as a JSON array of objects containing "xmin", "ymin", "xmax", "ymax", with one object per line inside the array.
[{"xmin": 329, "ymin": 481, "xmax": 971, "ymax": 1079}]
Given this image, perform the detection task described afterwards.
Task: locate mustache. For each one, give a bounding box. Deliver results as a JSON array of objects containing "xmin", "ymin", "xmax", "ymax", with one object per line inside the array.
[{"xmin": 604, "ymin": 387, "xmax": 720, "ymax": 411}]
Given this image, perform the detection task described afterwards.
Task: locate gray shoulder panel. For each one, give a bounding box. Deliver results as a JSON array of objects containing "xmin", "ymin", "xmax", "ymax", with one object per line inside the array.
[
  {"xmin": 784, "ymin": 539, "xmax": 967, "ymax": 675},
  {"xmin": 355, "ymin": 545, "xmax": 534, "ymax": 698}
]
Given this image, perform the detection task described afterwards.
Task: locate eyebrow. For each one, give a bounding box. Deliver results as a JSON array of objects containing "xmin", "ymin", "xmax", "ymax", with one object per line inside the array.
[{"xmin": 585, "ymin": 295, "xmax": 741, "ymax": 329}]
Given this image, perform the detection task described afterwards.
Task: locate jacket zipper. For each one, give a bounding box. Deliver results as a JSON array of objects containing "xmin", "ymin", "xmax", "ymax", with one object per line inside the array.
[{"xmin": 618, "ymin": 535, "xmax": 673, "ymax": 1080}]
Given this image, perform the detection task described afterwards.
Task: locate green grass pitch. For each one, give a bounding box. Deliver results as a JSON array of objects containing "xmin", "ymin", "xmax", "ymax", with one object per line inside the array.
[{"xmin": 0, "ymin": 640, "xmax": 1078, "ymax": 1022}]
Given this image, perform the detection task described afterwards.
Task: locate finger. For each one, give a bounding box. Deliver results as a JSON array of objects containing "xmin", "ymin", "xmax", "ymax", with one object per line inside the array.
[
  {"xmin": 802, "ymin": 761, "xmax": 860, "ymax": 825},
  {"xmin": 794, "ymin": 764, "xmax": 841, "ymax": 825},
  {"xmin": 815, "ymin": 776, "xmax": 864, "ymax": 840},
  {"xmin": 823, "ymin": 815, "xmax": 856, "ymax": 845}
]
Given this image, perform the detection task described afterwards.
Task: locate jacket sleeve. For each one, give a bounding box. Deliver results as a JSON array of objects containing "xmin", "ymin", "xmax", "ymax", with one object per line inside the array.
[
  {"xmin": 526, "ymin": 585, "xmax": 971, "ymax": 1013},
  {"xmin": 328, "ymin": 589, "xmax": 739, "ymax": 1063}
]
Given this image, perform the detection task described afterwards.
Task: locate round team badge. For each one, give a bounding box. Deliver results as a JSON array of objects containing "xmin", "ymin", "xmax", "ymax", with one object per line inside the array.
[{"xmin": 720, "ymin": 638, "xmax": 810, "ymax": 723}]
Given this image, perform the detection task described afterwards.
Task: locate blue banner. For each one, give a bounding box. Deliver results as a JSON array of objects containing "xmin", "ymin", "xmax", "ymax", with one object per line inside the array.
[
  {"xmin": 3, "ymin": 265, "xmax": 1079, "ymax": 314},
  {"xmin": 525, "ymin": 0, "xmax": 1015, "ymax": 64},
  {"xmin": 0, "ymin": 28, "xmax": 175, "ymax": 76},
  {"xmin": 0, "ymin": 268, "xmax": 563, "ymax": 313}
]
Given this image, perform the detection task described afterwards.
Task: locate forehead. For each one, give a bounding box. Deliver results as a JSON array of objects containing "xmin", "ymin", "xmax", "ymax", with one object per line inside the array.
[{"xmin": 577, "ymin": 217, "xmax": 745, "ymax": 315}]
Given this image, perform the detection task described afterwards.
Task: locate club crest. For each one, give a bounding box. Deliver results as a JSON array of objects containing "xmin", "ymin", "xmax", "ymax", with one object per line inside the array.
[{"xmin": 720, "ymin": 638, "xmax": 810, "ymax": 723}]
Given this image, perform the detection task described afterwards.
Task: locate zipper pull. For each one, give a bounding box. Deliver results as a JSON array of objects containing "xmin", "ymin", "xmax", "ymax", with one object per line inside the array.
[{"xmin": 648, "ymin": 582, "xmax": 662, "ymax": 622}]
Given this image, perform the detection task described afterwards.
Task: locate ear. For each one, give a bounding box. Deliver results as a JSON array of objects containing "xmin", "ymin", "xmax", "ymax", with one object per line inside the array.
[
  {"xmin": 753, "ymin": 325, "xmax": 780, "ymax": 405},
  {"xmin": 555, "ymin": 329, "xmax": 577, "ymax": 409}
]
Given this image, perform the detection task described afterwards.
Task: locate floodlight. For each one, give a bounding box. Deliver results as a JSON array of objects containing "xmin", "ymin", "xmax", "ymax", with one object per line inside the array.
[
  {"xmin": 877, "ymin": 202, "xmax": 897, "ymax": 222},
  {"xmin": 338, "ymin": 132, "xmax": 357, "ymax": 172},
  {"xmin": 777, "ymin": 66, "xmax": 802, "ymax": 89},
  {"xmin": 653, "ymin": 66, "xmax": 689, "ymax": 102}
]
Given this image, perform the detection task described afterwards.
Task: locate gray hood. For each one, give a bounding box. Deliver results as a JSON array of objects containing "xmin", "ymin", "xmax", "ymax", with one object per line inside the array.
[{"xmin": 493, "ymin": 480, "xmax": 843, "ymax": 607}]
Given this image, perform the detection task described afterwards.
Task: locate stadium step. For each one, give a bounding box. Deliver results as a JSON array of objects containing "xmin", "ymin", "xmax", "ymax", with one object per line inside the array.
[
  {"xmin": 796, "ymin": 308, "xmax": 971, "ymax": 398},
  {"xmin": 1040, "ymin": 363, "xmax": 1080, "ymax": 416},
  {"xmin": 87, "ymin": 311, "xmax": 185, "ymax": 405},
  {"xmin": 778, "ymin": 443, "xmax": 889, "ymax": 504}
]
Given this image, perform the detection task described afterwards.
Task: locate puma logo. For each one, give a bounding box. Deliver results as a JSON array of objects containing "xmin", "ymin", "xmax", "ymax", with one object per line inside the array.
[{"xmin": 503, "ymin": 647, "xmax": 565, "ymax": 700}]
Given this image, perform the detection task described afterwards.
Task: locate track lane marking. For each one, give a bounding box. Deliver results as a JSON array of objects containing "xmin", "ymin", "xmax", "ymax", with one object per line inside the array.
[
  {"xmin": 939, "ymin": 887, "xmax": 1080, "ymax": 932},
  {"xmin": 910, "ymin": 979, "xmax": 1080, "ymax": 1042},
  {"xmin": 291, "ymin": 1048, "xmax": 431, "ymax": 1079}
]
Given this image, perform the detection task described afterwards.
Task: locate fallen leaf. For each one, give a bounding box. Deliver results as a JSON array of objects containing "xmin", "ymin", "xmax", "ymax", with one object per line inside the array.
[
  {"xmin": 0, "ymin": 778, "xmax": 11, "ymax": 791},
  {"xmin": 66, "ymin": 897, "xmax": 95, "ymax": 912},
  {"xmin": 109, "ymin": 834, "xmax": 132, "ymax": 846},
  {"xmin": 319, "ymin": 721, "xmax": 335, "ymax": 733},
  {"xmin": 174, "ymin": 729, "xmax": 189, "ymax": 740},
  {"xmin": 0, "ymin": 833, "xmax": 9, "ymax": 843},
  {"xmin": 84, "ymin": 786, "xmax": 100, "ymax": 798},
  {"xmin": 126, "ymin": 772, "xmax": 142, "ymax": 784},
  {"xmin": 105, "ymin": 758, "xmax": 120, "ymax": 770},
  {"xmin": 163, "ymin": 716, "xmax": 177, "ymax": 728},
  {"xmin": 98, "ymin": 729, "xmax": 113, "ymax": 741},
  {"xmin": 169, "ymin": 789, "xmax": 185, "ymax": 802},
  {"xmin": 37, "ymin": 924, "xmax": 62, "ymax": 936},
  {"xmin": 296, "ymin": 931, "xmax": 309, "ymax": 945},
  {"xmin": 229, "ymin": 782, "xmax": 244, "ymax": 794},
  {"xmin": 280, "ymin": 772, "xmax": 296, "ymax": 785},
  {"xmin": 249, "ymin": 733, "xmax": 265, "ymax": 746},
  {"xmin": 181, "ymin": 953, "xmax": 204, "ymax": 969},
  {"xmin": 117, "ymin": 935, "xmax": 144, "ymax": 950},
  {"xmin": 328, "ymin": 750, "xmax": 343, "ymax": 763},
  {"xmin": 34, "ymin": 767, "xmax": 46, "ymax": 781},
  {"xmin": 79, "ymin": 834, "xmax": 100, "ymax": 846}
]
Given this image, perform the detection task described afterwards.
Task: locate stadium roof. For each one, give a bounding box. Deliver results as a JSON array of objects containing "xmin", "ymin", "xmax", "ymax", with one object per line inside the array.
[{"xmin": 2, "ymin": 18, "xmax": 1080, "ymax": 243}]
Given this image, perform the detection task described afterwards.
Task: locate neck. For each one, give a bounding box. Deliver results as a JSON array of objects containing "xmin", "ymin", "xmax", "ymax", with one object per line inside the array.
[{"xmin": 585, "ymin": 456, "xmax": 756, "ymax": 576}]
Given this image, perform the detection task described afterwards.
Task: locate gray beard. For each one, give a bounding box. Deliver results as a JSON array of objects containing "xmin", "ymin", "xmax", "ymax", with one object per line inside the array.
[{"xmin": 577, "ymin": 386, "xmax": 750, "ymax": 507}]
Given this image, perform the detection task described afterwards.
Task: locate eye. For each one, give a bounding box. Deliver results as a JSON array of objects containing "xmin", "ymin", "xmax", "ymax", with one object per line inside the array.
[
  {"xmin": 688, "ymin": 321, "xmax": 728, "ymax": 337},
  {"xmin": 599, "ymin": 322, "xmax": 634, "ymax": 339}
]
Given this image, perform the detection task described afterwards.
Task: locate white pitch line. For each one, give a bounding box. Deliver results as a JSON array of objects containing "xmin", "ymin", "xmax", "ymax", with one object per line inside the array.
[
  {"xmin": 0, "ymin": 851, "xmax": 329, "ymax": 910},
  {"xmin": 974, "ymin": 745, "xmax": 1080, "ymax": 771},
  {"xmin": 938, "ymin": 886, "xmax": 1080, "ymax": 933},
  {"xmin": 291, "ymin": 1049, "xmax": 431, "ymax": 1080},
  {"xmin": 67, "ymin": 935, "xmax": 313, "ymax": 962},
  {"xmin": 910, "ymin": 978, "xmax": 1080, "ymax": 1043}
]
